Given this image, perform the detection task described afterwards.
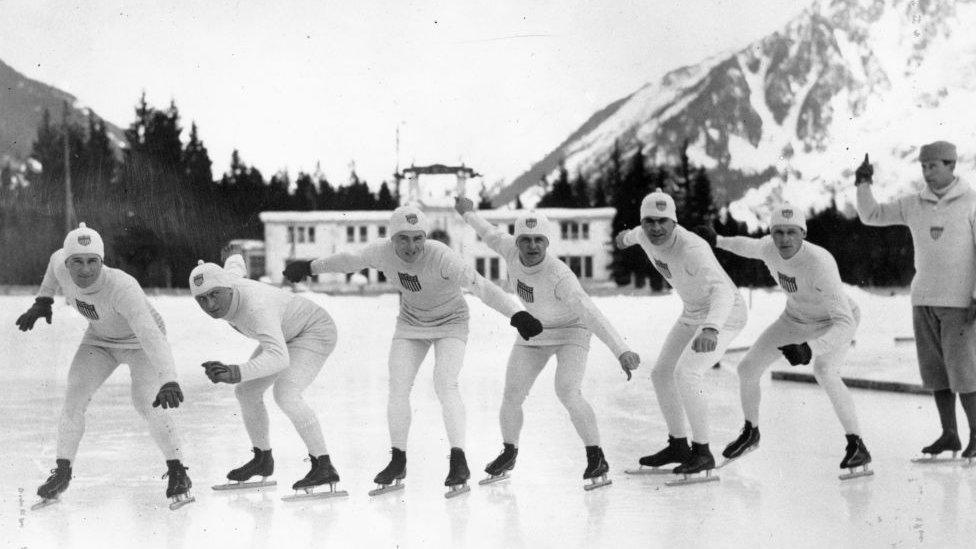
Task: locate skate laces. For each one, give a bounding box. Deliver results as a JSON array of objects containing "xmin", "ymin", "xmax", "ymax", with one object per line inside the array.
[{"xmin": 161, "ymin": 465, "xmax": 189, "ymax": 480}]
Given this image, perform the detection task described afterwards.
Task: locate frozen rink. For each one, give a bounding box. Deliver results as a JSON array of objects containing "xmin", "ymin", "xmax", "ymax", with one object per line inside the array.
[{"xmin": 3, "ymin": 288, "xmax": 976, "ymax": 548}]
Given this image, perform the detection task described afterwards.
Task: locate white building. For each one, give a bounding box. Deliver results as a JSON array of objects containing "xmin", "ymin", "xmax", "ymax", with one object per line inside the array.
[{"xmin": 258, "ymin": 164, "xmax": 616, "ymax": 288}]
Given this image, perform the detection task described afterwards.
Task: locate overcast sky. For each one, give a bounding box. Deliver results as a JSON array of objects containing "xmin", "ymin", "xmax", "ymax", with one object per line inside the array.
[{"xmin": 1, "ymin": 0, "xmax": 805, "ymax": 188}]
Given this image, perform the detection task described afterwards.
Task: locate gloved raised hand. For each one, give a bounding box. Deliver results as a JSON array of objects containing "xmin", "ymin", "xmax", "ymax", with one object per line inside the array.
[
  {"xmin": 152, "ymin": 381, "xmax": 184, "ymax": 409},
  {"xmin": 855, "ymin": 154, "xmax": 873, "ymax": 185},
  {"xmin": 778, "ymin": 342, "xmax": 812, "ymax": 366},
  {"xmin": 618, "ymin": 351, "xmax": 641, "ymax": 381},
  {"xmin": 510, "ymin": 311, "xmax": 543, "ymax": 341},
  {"xmin": 283, "ymin": 260, "xmax": 313, "ymax": 283},
  {"xmin": 691, "ymin": 225, "xmax": 717, "ymax": 248},
  {"xmin": 202, "ymin": 361, "xmax": 242, "ymax": 384},
  {"xmin": 15, "ymin": 297, "xmax": 54, "ymax": 331}
]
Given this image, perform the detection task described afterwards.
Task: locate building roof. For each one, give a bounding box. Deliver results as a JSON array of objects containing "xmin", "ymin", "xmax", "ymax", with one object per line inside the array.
[{"xmin": 260, "ymin": 207, "xmax": 615, "ymax": 224}]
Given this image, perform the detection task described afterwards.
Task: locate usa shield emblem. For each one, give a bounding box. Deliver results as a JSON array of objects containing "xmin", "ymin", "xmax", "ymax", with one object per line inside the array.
[
  {"xmin": 655, "ymin": 200, "xmax": 667, "ymax": 211},
  {"xmin": 78, "ymin": 235, "xmax": 91, "ymax": 246},
  {"xmin": 193, "ymin": 274, "xmax": 204, "ymax": 287},
  {"xmin": 526, "ymin": 218, "xmax": 537, "ymax": 228},
  {"xmin": 406, "ymin": 214, "xmax": 418, "ymax": 224},
  {"xmin": 930, "ymin": 226, "xmax": 944, "ymax": 240},
  {"xmin": 782, "ymin": 209, "xmax": 793, "ymax": 218}
]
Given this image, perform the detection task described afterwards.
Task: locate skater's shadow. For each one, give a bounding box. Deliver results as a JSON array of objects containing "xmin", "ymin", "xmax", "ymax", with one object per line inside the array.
[
  {"xmin": 838, "ymin": 479, "xmax": 875, "ymax": 522},
  {"xmin": 444, "ymin": 491, "xmax": 470, "ymax": 546},
  {"xmin": 581, "ymin": 488, "xmax": 610, "ymax": 546},
  {"xmin": 483, "ymin": 485, "xmax": 524, "ymax": 547}
]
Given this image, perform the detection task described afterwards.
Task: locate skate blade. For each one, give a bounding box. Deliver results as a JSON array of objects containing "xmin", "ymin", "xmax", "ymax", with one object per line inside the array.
[
  {"xmin": 665, "ymin": 471, "xmax": 720, "ymax": 487},
  {"xmin": 168, "ymin": 495, "xmax": 196, "ymax": 511},
  {"xmin": 583, "ymin": 477, "xmax": 612, "ymax": 491},
  {"xmin": 444, "ymin": 484, "xmax": 470, "ymax": 499},
  {"xmin": 624, "ymin": 467, "xmax": 674, "ymax": 475},
  {"xmin": 910, "ymin": 454, "xmax": 967, "ymax": 464},
  {"xmin": 31, "ymin": 498, "xmax": 60, "ymax": 511},
  {"xmin": 478, "ymin": 473, "xmax": 510, "ymax": 486},
  {"xmin": 212, "ymin": 480, "xmax": 277, "ymax": 491},
  {"xmin": 717, "ymin": 445, "xmax": 760, "ymax": 470},
  {"xmin": 368, "ymin": 481, "xmax": 405, "ymax": 497},
  {"xmin": 282, "ymin": 487, "xmax": 349, "ymax": 502},
  {"xmin": 838, "ymin": 466, "xmax": 874, "ymax": 481}
]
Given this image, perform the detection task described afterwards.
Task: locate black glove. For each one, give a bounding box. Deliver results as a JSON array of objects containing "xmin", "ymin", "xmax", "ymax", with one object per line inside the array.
[
  {"xmin": 691, "ymin": 225, "xmax": 717, "ymax": 248},
  {"xmin": 778, "ymin": 342, "xmax": 812, "ymax": 366},
  {"xmin": 282, "ymin": 260, "xmax": 312, "ymax": 283},
  {"xmin": 15, "ymin": 297, "xmax": 54, "ymax": 331},
  {"xmin": 510, "ymin": 311, "xmax": 543, "ymax": 341},
  {"xmin": 202, "ymin": 361, "xmax": 242, "ymax": 384},
  {"xmin": 854, "ymin": 153, "xmax": 873, "ymax": 185},
  {"xmin": 152, "ymin": 381, "xmax": 184, "ymax": 409}
]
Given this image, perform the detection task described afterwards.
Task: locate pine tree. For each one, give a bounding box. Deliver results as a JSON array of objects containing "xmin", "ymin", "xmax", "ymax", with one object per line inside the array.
[{"xmin": 377, "ymin": 181, "xmax": 397, "ymax": 209}]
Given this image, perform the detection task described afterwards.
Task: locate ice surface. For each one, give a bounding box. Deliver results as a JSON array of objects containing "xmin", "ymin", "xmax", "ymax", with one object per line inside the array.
[{"xmin": 2, "ymin": 289, "xmax": 975, "ymax": 548}]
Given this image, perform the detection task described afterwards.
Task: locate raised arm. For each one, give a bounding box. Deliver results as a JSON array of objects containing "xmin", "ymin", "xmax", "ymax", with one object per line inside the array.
[
  {"xmin": 716, "ymin": 235, "xmax": 766, "ymax": 260},
  {"xmin": 455, "ymin": 197, "xmax": 515, "ymax": 255}
]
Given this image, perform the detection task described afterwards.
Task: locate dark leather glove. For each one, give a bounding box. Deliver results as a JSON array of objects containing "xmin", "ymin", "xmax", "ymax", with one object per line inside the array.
[
  {"xmin": 778, "ymin": 342, "xmax": 812, "ymax": 366},
  {"xmin": 510, "ymin": 311, "xmax": 543, "ymax": 341},
  {"xmin": 283, "ymin": 260, "xmax": 313, "ymax": 283},
  {"xmin": 691, "ymin": 225, "xmax": 717, "ymax": 248},
  {"xmin": 152, "ymin": 381, "xmax": 184, "ymax": 409},
  {"xmin": 15, "ymin": 297, "xmax": 54, "ymax": 331},
  {"xmin": 202, "ymin": 361, "xmax": 242, "ymax": 384},
  {"xmin": 854, "ymin": 154, "xmax": 873, "ymax": 185}
]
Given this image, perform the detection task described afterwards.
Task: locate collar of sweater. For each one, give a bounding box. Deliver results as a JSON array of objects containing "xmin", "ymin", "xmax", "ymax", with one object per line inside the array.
[{"xmin": 920, "ymin": 176, "xmax": 964, "ymax": 203}]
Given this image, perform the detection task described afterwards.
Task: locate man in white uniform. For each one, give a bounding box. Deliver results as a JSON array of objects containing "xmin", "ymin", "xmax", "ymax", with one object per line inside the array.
[
  {"xmin": 15, "ymin": 223, "xmax": 192, "ymax": 509},
  {"xmin": 455, "ymin": 198, "xmax": 640, "ymax": 490},
  {"xmin": 190, "ymin": 250, "xmax": 345, "ymax": 498},
  {"xmin": 616, "ymin": 189, "xmax": 747, "ymax": 481},
  {"xmin": 283, "ymin": 205, "xmax": 543, "ymax": 497},
  {"xmin": 695, "ymin": 205, "xmax": 872, "ymax": 477}
]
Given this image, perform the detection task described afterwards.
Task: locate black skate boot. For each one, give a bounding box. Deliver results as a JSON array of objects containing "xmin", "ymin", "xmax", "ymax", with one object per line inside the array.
[
  {"xmin": 583, "ymin": 446, "xmax": 611, "ymax": 491},
  {"xmin": 283, "ymin": 454, "xmax": 348, "ymax": 501},
  {"xmin": 444, "ymin": 447, "xmax": 471, "ymax": 499},
  {"xmin": 839, "ymin": 434, "xmax": 874, "ymax": 480},
  {"xmin": 914, "ymin": 430, "xmax": 962, "ymax": 463},
  {"xmin": 667, "ymin": 443, "xmax": 719, "ymax": 486},
  {"xmin": 722, "ymin": 421, "xmax": 760, "ymax": 461},
  {"xmin": 480, "ymin": 443, "xmax": 517, "ymax": 486},
  {"xmin": 627, "ymin": 436, "xmax": 691, "ymax": 474},
  {"xmin": 368, "ymin": 447, "xmax": 406, "ymax": 496},
  {"xmin": 963, "ymin": 434, "xmax": 976, "ymax": 461},
  {"xmin": 213, "ymin": 447, "xmax": 276, "ymax": 491},
  {"xmin": 33, "ymin": 459, "xmax": 71, "ymax": 510},
  {"xmin": 163, "ymin": 460, "xmax": 195, "ymax": 510}
]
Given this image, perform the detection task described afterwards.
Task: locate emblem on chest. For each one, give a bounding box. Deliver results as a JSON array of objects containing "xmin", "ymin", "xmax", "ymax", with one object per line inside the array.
[{"xmin": 397, "ymin": 272, "xmax": 422, "ymax": 292}]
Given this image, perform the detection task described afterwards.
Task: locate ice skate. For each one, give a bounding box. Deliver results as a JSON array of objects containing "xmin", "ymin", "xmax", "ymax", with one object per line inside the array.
[
  {"xmin": 626, "ymin": 435, "xmax": 691, "ymax": 475},
  {"xmin": 583, "ymin": 446, "xmax": 612, "ymax": 491},
  {"xmin": 163, "ymin": 460, "xmax": 195, "ymax": 510},
  {"xmin": 282, "ymin": 454, "xmax": 348, "ymax": 501},
  {"xmin": 444, "ymin": 448, "xmax": 471, "ymax": 499},
  {"xmin": 718, "ymin": 422, "xmax": 760, "ymax": 469},
  {"xmin": 912, "ymin": 431, "xmax": 964, "ymax": 464},
  {"xmin": 368, "ymin": 447, "xmax": 406, "ymax": 497},
  {"xmin": 479, "ymin": 443, "xmax": 517, "ymax": 486},
  {"xmin": 32, "ymin": 459, "xmax": 71, "ymax": 510},
  {"xmin": 667, "ymin": 443, "xmax": 720, "ymax": 487},
  {"xmin": 212, "ymin": 447, "xmax": 277, "ymax": 491},
  {"xmin": 962, "ymin": 434, "xmax": 976, "ymax": 467},
  {"xmin": 838, "ymin": 434, "xmax": 874, "ymax": 481}
]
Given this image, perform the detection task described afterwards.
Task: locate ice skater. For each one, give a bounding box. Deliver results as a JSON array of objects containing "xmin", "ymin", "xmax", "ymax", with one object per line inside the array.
[
  {"xmin": 14, "ymin": 223, "xmax": 192, "ymax": 510},
  {"xmin": 856, "ymin": 142, "xmax": 976, "ymax": 464},
  {"xmin": 454, "ymin": 198, "xmax": 640, "ymax": 490},
  {"xmin": 695, "ymin": 205, "xmax": 872, "ymax": 480},
  {"xmin": 283, "ymin": 205, "xmax": 543, "ymax": 498},
  {"xmin": 615, "ymin": 189, "xmax": 747, "ymax": 485},
  {"xmin": 189, "ymin": 249, "xmax": 347, "ymax": 501}
]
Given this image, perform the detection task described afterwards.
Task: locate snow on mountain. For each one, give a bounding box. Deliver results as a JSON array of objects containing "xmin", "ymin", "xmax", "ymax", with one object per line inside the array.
[{"xmin": 496, "ymin": 0, "xmax": 976, "ymax": 229}]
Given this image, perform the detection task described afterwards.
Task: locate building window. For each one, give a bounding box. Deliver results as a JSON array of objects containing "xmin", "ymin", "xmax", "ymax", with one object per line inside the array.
[
  {"xmin": 582, "ymin": 223, "xmax": 589, "ymax": 240},
  {"xmin": 346, "ymin": 226, "xmax": 355, "ymax": 243},
  {"xmin": 561, "ymin": 222, "xmax": 582, "ymax": 240},
  {"xmin": 297, "ymin": 226, "xmax": 306, "ymax": 243},
  {"xmin": 489, "ymin": 257, "xmax": 500, "ymax": 280},
  {"xmin": 287, "ymin": 226, "xmax": 295, "ymax": 244},
  {"xmin": 308, "ymin": 227, "xmax": 316, "ymax": 243},
  {"xmin": 475, "ymin": 257, "xmax": 486, "ymax": 276},
  {"xmin": 377, "ymin": 270, "xmax": 387, "ymax": 282},
  {"xmin": 507, "ymin": 224, "xmax": 515, "ymax": 235},
  {"xmin": 378, "ymin": 226, "xmax": 387, "ymax": 238},
  {"xmin": 359, "ymin": 226, "xmax": 368, "ymax": 242},
  {"xmin": 248, "ymin": 255, "xmax": 266, "ymax": 279},
  {"xmin": 557, "ymin": 255, "xmax": 593, "ymax": 278},
  {"xmin": 584, "ymin": 256, "xmax": 593, "ymax": 278}
]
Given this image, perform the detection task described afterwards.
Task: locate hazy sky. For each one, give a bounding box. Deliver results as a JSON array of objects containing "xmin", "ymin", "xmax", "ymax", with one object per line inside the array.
[{"xmin": 1, "ymin": 0, "xmax": 805, "ymax": 188}]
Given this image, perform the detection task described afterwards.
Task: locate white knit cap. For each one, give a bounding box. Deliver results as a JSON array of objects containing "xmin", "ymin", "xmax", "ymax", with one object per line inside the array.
[
  {"xmin": 513, "ymin": 211, "xmax": 554, "ymax": 243},
  {"xmin": 769, "ymin": 204, "xmax": 807, "ymax": 231},
  {"xmin": 389, "ymin": 205, "xmax": 430, "ymax": 236},
  {"xmin": 63, "ymin": 222, "xmax": 104, "ymax": 259},
  {"xmin": 188, "ymin": 260, "xmax": 237, "ymax": 297},
  {"xmin": 640, "ymin": 189, "xmax": 677, "ymax": 222}
]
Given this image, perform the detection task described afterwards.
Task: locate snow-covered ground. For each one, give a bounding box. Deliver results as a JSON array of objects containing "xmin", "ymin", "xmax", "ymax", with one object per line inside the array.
[{"xmin": 2, "ymin": 288, "xmax": 974, "ymax": 548}]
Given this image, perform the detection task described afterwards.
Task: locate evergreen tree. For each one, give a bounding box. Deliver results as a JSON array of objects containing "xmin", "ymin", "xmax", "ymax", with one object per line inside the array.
[
  {"xmin": 537, "ymin": 162, "xmax": 574, "ymax": 208},
  {"xmin": 183, "ymin": 122, "xmax": 213, "ymax": 189},
  {"xmin": 294, "ymin": 172, "xmax": 318, "ymax": 210},
  {"xmin": 571, "ymin": 169, "xmax": 590, "ymax": 207},
  {"xmin": 377, "ymin": 181, "xmax": 397, "ymax": 209}
]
